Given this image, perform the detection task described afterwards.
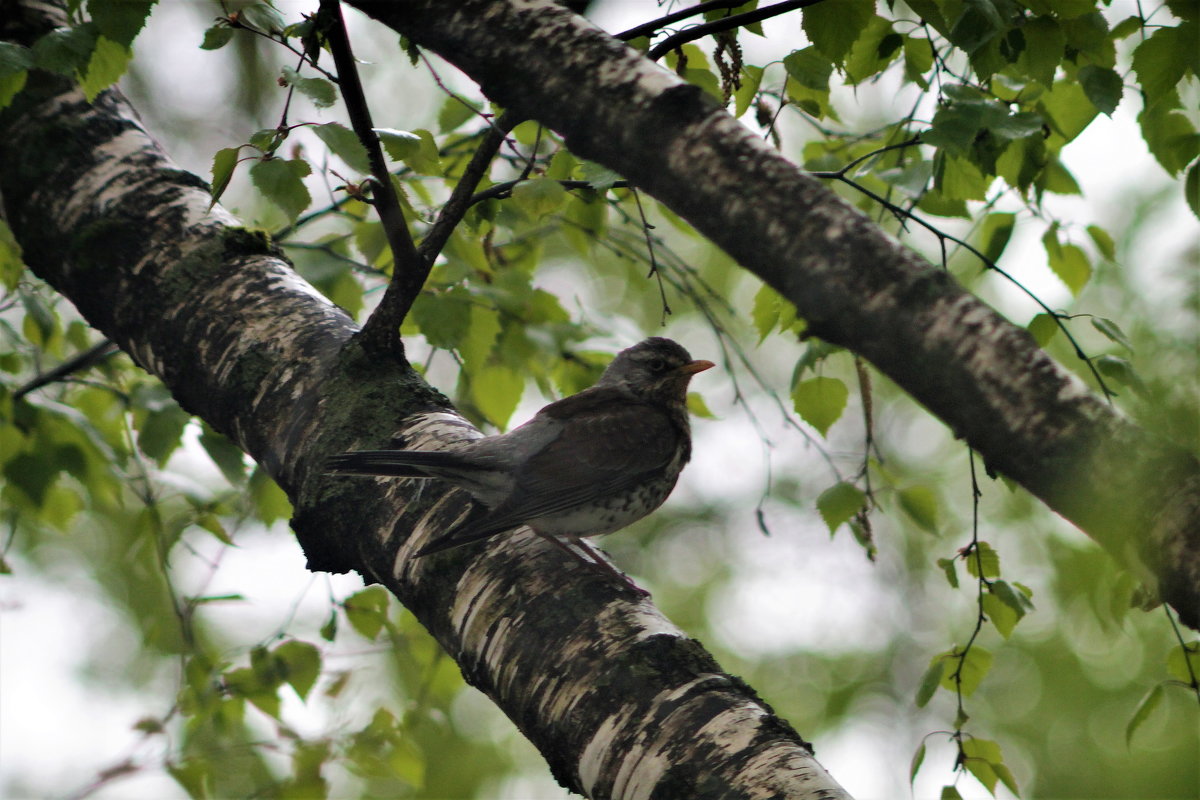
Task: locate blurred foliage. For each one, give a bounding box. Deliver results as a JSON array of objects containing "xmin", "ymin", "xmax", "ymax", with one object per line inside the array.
[{"xmin": 1, "ymin": 0, "xmax": 1197, "ymax": 798}]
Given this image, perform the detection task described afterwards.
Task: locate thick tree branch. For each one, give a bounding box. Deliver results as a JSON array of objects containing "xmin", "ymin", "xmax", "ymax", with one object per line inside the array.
[{"xmin": 345, "ymin": 0, "xmax": 1200, "ymax": 628}]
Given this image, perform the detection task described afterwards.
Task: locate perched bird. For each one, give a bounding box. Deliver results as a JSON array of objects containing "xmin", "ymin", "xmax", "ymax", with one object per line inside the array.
[{"xmin": 327, "ymin": 337, "xmax": 713, "ymax": 575}]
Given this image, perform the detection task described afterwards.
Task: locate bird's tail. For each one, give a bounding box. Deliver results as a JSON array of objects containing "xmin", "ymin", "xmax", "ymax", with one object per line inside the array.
[{"xmin": 326, "ymin": 449, "xmax": 478, "ymax": 478}]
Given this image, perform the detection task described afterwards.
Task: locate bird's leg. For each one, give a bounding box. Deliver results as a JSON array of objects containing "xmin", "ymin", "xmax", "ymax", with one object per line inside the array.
[{"xmin": 534, "ymin": 531, "xmax": 648, "ymax": 597}]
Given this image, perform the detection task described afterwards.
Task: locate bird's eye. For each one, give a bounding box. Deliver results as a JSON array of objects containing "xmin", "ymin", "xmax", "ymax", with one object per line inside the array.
[{"xmin": 647, "ymin": 358, "xmax": 667, "ymax": 372}]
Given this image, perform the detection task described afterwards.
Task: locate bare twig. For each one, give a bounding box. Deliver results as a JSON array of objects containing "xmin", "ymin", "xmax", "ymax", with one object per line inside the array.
[
  {"xmin": 14, "ymin": 340, "xmax": 119, "ymax": 400},
  {"xmin": 615, "ymin": 0, "xmax": 749, "ymax": 42},
  {"xmin": 646, "ymin": 0, "xmax": 828, "ymax": 61}
]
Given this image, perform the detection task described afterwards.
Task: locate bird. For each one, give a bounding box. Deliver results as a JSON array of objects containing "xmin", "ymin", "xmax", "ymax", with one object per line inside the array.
[{"xmin": 327, "ymin": 337, "xmax": 713, "ymax": 580}]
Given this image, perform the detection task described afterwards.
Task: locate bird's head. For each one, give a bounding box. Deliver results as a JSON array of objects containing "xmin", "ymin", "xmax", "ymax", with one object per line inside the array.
[{"xmin": 597, "ymin": 337, "xmax": 714, "ymax": 403}]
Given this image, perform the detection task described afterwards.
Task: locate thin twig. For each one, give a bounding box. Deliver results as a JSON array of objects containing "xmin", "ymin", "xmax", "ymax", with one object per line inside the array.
[
  {"xmin": 615, "ymin": 0, "xmax": 750, "ymax": 41},
  {"xmin": 13, "ymin": 340, "xmax": 119, "ymax": 400},
  {"xmin": 646, "ymin": 0, "xmax": 828, "ymax": 61}
]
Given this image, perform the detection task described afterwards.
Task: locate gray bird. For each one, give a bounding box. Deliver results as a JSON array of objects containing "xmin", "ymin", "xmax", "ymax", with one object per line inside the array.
[{"xmin": 327, "ymin": 337, "xmax": 713, "ymax": 569}]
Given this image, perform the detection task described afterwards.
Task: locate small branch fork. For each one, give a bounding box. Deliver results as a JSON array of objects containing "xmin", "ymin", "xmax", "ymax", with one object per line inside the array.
[
  {"xmin": 318, "ymin": 1, "xmax": 523, "ymax": 359},
  {"xmin": 319, "ymin": 0, "xmax": 419, "ymax": 357}
]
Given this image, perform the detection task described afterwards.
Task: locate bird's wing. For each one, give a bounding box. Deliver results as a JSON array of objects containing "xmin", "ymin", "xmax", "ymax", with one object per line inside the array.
[
  {"xmin": 326, "ymin": 449, "xmax": 482, "ymax": 477},
  {"xmin": 458, "ymin": 389, "xmax": 681, "ymax": 535}
]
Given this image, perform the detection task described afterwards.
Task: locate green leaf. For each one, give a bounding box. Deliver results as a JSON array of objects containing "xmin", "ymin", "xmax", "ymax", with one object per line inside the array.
[
  {"xmin": 940, "ymin": 786, "xmax": 964, "ymax": 800},
  {"xmin": 249, "ymin": 157, "xmax": 312, "ymax": 221},
  {"xmin": 512, "ymin": 177, "xmax": 568, "ymax": 219},
  {"xmin": 167, "ymin": 759, "xmax": 212, "ymax": 800},
  {"xmin": 816, "ymin": 481, "xmax": 866, "ymax": 535},
  {"xmin": 580, "ymin": 160, "xmax": 623, "ymax": 191},
  {"xmin": 344, "ymin": 586, "xmax": 390, "ymax": 640},
  {"xmin": 1091, "ymin": 317, "xmax": 1132, "ymax": 351},
  {"xmin": 195, "ymin": 512, "xmax": 233, "ymax": 545},
  {"xmin": 1137, "ymin": 96, "xmax": 1200, "ymax": 176},
  {"xmin": 992, "ymin": 578, "xmax": 1034, "ymax": 615},
  {"xmin": 312, "ymin": 122, "xmax": 370, "ymax": 174},
  {"xmin": 1086, "ymin": 224, "xmax": 1116, "ymax": 260},
  {"xmin": 947, "ymin": 0, "xmax": 1006, "ymax": 54},
  {"xmin": 1078, "ymin": 65, "xmax": 1123, "ymax": 116},
  {"xmin": 1131, "ymin": 22, "xmax": 1197, "ymax": 111},
  {"xmin": 87, "ymin": 0, "xmax": 154, "ymax": 48},
  {"xmin": 438, "ymin": 95, "xmax": 479, "ymax": 132},
  {"xmin": 1043, "ymin": 230, "xmax": 1091, "ymax": 295},
  {"xmin": 282, "ymin": 67, "xmax": 337, "ymax": 109},
  {"xmin": 1167, "ymin": 642, "xmax": 1198, "ymax": 683},
  {"xmin": 0, "ymin": 218, "xmax": 24, "ymax": 290},
  {"xmin": 274, "ymin": 640, "xmax": 321, "ymax": 700},
  {"xmin": 934, "ymin": 153, "xmax": 989, "ymax": 202},
  {"xmin": 752, "ymin": 283, "xmax": 780, "ymax": 342},
  {"xmin": 802, "ymin": 0, "xmax": 874, "ymax": 65},
  {"xmin": 903, "ymin": 35, "xmax": 933, "ymax": 87},
  {"xmin": 319, "ymin": 610, "xmax": 337, "ymax": 642},
  {"xmin": 733, "ymin": 64, "xmax": 762, "ymax": 118},
  {"xmin": 137, "ymin": 404, "xmax": 191, "ymax": 466},
  {"xmin": 899, "ymin": 485, "xmax": 939, "ymax": 534},
  {"xmin": 783, "ymin": 47, "xmax": 834, "ymax": 91},
  {"xmin": 682, "ymin": 66, "xmax": 724, "ymax": 101},
  {"xmin": 1039, "ymin": 80, "xmax": 1099, "ymax": 144},
  {"xmin": 239, "ymin": 2, "xmax": 284, "ymax": 34},
  {"xmin": 460, "ymin": 305, "xmax": 501, "ymax": 373},
  {"xmin": 1017, "ymin": 16, "xmax": 1064, "ymax": 87},
  {"xmin": 79, "ymin": 35, "xmax": 129, "ymax": 101},
  {"xmin": 375, "ymin": 128, "xmax": 421, "ymax": 161},
  {"xmin": 209, "ymin": 146, "xmax": 241, "ymax": 206},
  {"xmin": 411, "ymin": 289, "xmax": 472, "ymax": 350},
  {"xmin": 976, "ymin": 212, "xmax": 1015, "ymax": 265},
  {"xmin": 1186, "ymin": 159, "xmax": 1200, "ymax": 221},
  {"xmin": 249, "ymin": 467, "xmax": 292, "ymax": 525},
  {"xmin": 915, "ymin": 655, "xmax": 947, "ymax": 707},
  {"xmin": 845, "ymin": 16, "xmax": 901, "ymax": 85},
  {"xmin": 200, "ymin": 24, "xmax": 235, "ymax": 50},
  {"xmin": 792, "ymin": 375, "xmax": 848, "ymax": 436},
  {"xmin": 248, "ymin": 128, "xmax": 282, "ymax": 153},
  {"xmin": 982, "ymin": 592, "xmax": 1018, "ymax": 638},
  {"xmin": 962, "ymin": 737, "xmax": 1013, "ymax": 794},
  {"xmin": 401, "ymin": 128, "xmax": 442, "ymax": 176},
  {"xmin": 909, "ymin": 741, "xmax": 926, "ymax": 785},
  {"xmin": 0, "ymin": 66, "xmax": 27, "ymax": 110},
  {"xmin": 0, "ymin": 41, "xmax": 35, "ymax": 74},
  {"xmin": 1095, "ymin": 354, "xmax": 1145, "ymax": 393},
  {"xmin": 471, "ymin": 364, "xmax": 524, "ymax": 428},
  {"xmin": 942, "ymin": 646, "xmax": 993, "ymax": 697},
  {"xmin": 1126, "ymin": 684, "xmax": 1164, "ymax": 746},
  {"xmin": 1027, "ymin": 311, "xmax": 1056, "ymax": 347},
  {"xmin": 936, "ymin": 556, "xmax": 959, "ymax": 589},
  {"xmin": 33, "ymin": 23, "xmax": 98, "ymax": 76},
  {"xmin": 199, "ymin": 423, "xmax": 247, "ymax": 485},
  {"xmin": 965, "ymin": 541, "xmax": 1000, "ymax": 579}
]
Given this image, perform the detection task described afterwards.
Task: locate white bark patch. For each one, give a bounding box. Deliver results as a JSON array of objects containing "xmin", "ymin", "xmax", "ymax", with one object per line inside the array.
[{"xmin": 608, "ymin": 675, "xmax": 735, "ymax": 799}]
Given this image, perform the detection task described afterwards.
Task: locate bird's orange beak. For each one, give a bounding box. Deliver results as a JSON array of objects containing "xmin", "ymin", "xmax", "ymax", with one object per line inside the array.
[{"xmin": 679, "ymin": 359, "xmax": 715, "ymax": 375}]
